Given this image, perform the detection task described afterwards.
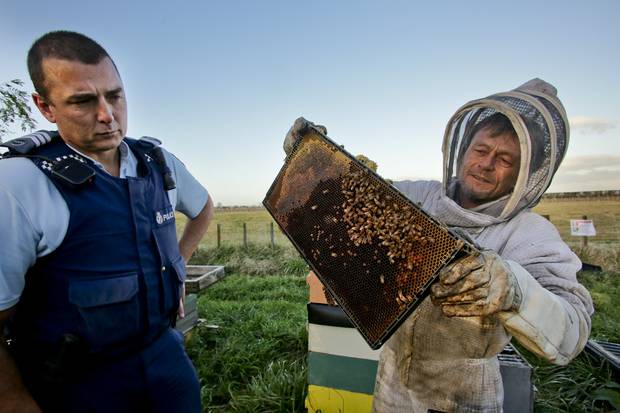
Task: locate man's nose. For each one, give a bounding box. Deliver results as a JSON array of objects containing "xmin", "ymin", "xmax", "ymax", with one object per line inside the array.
[
  {"xmin": 96, "ymin": 98, "xmax": 114, "ymax": 124},
  {"xmin": 478, "ymin": 155, "xmax": 496, "ymax": 170}
]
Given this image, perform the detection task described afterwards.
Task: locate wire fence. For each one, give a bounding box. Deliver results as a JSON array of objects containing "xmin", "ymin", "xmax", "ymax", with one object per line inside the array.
[
  {"xmin": 195, "ymin": 218, "xmax": 619, "ymax": 250},
  {"xmin": 200, "ymin": 221, "xmax": 291, "ymax": 248}
]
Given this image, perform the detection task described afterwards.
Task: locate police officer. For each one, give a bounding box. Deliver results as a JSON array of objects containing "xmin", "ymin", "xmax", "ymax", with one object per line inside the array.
[{"xmin": 0, "ymin": 31, "xmax": 214, "ymax": 413}]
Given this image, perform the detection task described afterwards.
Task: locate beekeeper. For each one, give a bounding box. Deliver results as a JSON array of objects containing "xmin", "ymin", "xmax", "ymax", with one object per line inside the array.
[{"xmin": 283, "ymin": 79, "xmax": 593, "ymax": 412}]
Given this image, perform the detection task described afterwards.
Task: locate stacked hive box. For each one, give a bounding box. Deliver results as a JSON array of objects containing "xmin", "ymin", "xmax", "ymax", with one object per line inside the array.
[{"xmin": 305, "ymin": 272, "xmax": 379, "ymax": 412}]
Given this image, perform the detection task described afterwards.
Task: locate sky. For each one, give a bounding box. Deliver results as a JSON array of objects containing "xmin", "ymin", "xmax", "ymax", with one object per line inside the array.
[{"xmin": 1, "ymin": 1, "xmax": 618, "ymax": 205}]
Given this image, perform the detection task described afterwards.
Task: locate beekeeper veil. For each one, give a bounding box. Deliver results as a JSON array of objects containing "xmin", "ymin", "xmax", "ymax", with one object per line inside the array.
[{"xmin": 442, "ymin": 78, "xmax": 569, "ymax": 220}]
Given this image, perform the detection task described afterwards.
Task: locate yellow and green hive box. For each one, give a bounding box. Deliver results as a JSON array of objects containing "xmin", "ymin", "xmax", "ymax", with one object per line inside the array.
[{"xmin": 305, "ymin": 272, "xmax": 379, "ymax": 413}]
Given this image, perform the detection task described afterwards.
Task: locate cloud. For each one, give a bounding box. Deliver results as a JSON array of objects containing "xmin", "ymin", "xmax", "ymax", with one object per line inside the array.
[
  {"xmin": 569, "ymin": 116, "xmax": 616, "ymax": 134},
  {"xmin": 548, "ymin": 154, "xmax": 620, "ymax": 192}
]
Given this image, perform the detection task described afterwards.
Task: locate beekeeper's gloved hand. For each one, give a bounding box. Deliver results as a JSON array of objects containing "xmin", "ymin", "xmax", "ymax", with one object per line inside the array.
[
  {"xmin": 430, "ymin": 251, "xmax": 522, "ymax": 317},
  {"xmin": 283, "ymin": 117, "xmax": 328, "ymax": 156}
]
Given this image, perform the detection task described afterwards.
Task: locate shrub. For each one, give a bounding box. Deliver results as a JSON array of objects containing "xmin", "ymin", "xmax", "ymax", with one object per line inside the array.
[{"xmin": 190, "ymin": 244, "xmax": 308, "ymax": 277}]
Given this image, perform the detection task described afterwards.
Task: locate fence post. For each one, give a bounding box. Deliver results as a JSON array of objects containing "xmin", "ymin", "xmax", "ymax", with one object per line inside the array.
[
  {"xmin": 243, "ymin": 223, "xmax": 247, "ymax": 248},
  {"xmin": 270, "ymin": 222, "xmax": 275, "ymax": 248},
  {"xmin": 217, "ymin": 224, "xmax": 221, "ymax": 248},
  {"xmin": 582, "ymin": 215, "xmax": 588, "ymax": 247}
]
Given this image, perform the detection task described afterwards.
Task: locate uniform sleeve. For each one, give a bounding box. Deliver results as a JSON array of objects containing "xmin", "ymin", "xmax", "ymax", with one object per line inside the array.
[
  {"xmin": 0, "ymin": 159, "xmax": 69, "ymax": 310},
  {"xmin": 0, "ymin": 189, "xmax": 38, "ymax": 310},
  {"xmin": 498, "ymin": 214, "xmax": 593, "ymax": 365},
  {"xmin": 162, "ymin": 148, "xmax": 209, "ymax": 219}
]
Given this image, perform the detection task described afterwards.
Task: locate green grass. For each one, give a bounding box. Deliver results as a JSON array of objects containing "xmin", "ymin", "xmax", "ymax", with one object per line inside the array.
[
  {"xmin": 184, "ymin": 247, "xmax": 309, "ymax": 412},
  {"xmin": 228, "ymin": 358, "xmax": 307, "ymax": 412},
  {"xmin": 516, "ymin": 343, "xmax": 616, "ymax": 413},
  {"xmin": 189, "ymin": 243, "xmax": 308, "ymax": 277},
  {"xmin": 580, "ymin": 271, "xmax": 620, "ymax": 343},
  {"xmin": 187, "ymin": 298, "xmax": 307, "ymax": 411}
]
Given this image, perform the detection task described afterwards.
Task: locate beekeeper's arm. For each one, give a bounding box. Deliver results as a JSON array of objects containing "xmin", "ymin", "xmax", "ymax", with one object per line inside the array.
[{"xmin": 431, "ymin": 249, "xmax": 591, "ymax": 365}]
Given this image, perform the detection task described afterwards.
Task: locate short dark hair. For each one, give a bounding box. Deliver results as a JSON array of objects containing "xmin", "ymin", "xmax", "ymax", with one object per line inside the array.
[
  {"xmin": 456, "ymin": 112, "xmax": 518, "ymax": 168},
  {"xmin": 27, "ymin": 31, "xmax": 115, "ymax": 98},
  {"xmin": 470, "ymin": 112, "xmax": 517, "ymax": 140}
]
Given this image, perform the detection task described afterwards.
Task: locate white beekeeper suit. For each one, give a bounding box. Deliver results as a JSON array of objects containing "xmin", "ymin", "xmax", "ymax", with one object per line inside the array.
[{"xmin": 371, "ymin": 79, "xmax": 594, "ymax": 412}]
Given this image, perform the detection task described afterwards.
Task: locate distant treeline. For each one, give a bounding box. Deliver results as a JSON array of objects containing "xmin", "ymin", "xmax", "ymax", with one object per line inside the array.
[
  {"xmin": 215, "ymin": 205, "xmax": 264, "ymax": 211},
  {"xmin": 215, "ymin": 190, "xmax": 620, "ymax": 209},
  {"xmin": 542, "ymin": 190, "xmax": 620, "ymax": 200}
]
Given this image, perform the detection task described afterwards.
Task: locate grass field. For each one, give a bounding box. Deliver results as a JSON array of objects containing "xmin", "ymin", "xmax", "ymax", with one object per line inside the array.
[
  {"xmin": 179, "ymin": 197, "xmax": 620, "ymax": 271},
  {"xmin": 177, "ymin": 209, "xmax": 291, "ymax": 248},
  {"xmin": 533, "ymin": 198, "xmax": 620, "ymax": 246},
  {"xmin": 179, "ymin": 197, "xmax": 620, "ymax": 249},
  {"xmin": 533, "ymin": 198, "xmax": 620, "ymax": 273}
]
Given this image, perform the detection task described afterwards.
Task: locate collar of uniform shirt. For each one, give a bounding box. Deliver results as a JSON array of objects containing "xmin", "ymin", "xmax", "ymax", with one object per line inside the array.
[{"xmin": 65, "ymin": 140, "xmax": 139, "ymax": 179}]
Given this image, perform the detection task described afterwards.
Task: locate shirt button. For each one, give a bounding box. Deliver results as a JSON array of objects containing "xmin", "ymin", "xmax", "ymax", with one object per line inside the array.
[{"xmin": 161, "ymin": 266, "xmax": 166, "ymax": 272}]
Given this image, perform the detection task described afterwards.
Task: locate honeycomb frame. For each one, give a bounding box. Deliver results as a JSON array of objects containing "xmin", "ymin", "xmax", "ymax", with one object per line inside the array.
[{"xmin": 264, "ymin": 127, "xmax": 477, "ymax": 349}]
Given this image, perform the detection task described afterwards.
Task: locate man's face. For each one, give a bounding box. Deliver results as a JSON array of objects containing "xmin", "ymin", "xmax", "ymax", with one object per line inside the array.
[
  {"xmin": 456, "ymin": 127, "xmax": 521, "ymax": 209},
  {"xmin": 33, "ymin": 57, "xmax": 127, "ymax": 157}
]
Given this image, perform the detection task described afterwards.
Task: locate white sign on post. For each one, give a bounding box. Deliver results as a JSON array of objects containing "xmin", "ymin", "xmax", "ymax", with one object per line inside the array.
[{"xmin": 570, "ymin": 220, "xmax": 596, "ymax": 237}]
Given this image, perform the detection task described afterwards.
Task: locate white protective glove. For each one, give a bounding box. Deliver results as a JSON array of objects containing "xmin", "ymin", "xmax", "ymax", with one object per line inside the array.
[
  {"xmin": 283, "ymin": 117, "xmax": 328, "ymax": 156},
  {"xmin": 431, "ymin": 250, "xmax": 523, "ymax": 317}
]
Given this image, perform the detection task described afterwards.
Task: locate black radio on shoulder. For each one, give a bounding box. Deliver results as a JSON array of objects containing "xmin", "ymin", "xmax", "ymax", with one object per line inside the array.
[
  {"xmin": 0, "ymin": 130, "xmax": 96, "ymax": 189},
  {"xmin": 50, "ymin": 158, "xmax": 96, "ymax": 188}
]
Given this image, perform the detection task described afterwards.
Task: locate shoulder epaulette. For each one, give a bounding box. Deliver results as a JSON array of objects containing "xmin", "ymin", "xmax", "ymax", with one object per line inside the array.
[{"xmin": 0, "ymin": 130, "xmax": 59, "ymax": 155}]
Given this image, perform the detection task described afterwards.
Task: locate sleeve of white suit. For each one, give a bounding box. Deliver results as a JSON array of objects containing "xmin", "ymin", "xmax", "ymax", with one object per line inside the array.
[{"xmin": 498, "ymin": 260, "xmax": 590, "ymax": 365}]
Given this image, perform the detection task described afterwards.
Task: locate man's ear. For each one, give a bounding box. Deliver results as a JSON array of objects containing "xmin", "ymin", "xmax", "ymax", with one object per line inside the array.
[{"xmin": 32, "ymin": 93, "xmax": 57, "ymax": 123}]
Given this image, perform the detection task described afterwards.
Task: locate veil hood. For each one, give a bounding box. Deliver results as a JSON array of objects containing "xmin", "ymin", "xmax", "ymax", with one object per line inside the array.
[{"xmin": 442, "ymin": 78, "xmax": 569, "ymax": 220}]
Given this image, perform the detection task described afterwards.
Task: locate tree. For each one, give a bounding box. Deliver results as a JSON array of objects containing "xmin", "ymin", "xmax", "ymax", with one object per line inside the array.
[{"xmin": 0, "ymin": 79, "xmax": 36, "ymax": 141}]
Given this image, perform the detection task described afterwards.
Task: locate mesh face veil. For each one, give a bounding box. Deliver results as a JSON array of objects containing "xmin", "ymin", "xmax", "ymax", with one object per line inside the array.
[{"xmin": 442, "ymin": 78, "xmax": 570, "ymax": 220}]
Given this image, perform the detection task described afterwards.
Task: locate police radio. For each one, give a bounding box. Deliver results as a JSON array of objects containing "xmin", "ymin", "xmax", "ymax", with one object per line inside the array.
[
  {"xmin": 0, "ymin": 130, "xmax": 96, "ymax": 188},
  {"xmin": 49, "ymin": 157, "xmax": 96, "ymax": 187},
  {"xmin": 148, "ymin": 146, "xmax": 176, "ymax": 191}
]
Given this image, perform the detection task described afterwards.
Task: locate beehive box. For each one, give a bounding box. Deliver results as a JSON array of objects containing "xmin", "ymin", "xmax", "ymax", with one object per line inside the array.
[
  {"xmin": 264, "ymin": 127, "xmax": 476, "ymax": 349},
  {"xmin": 185, "ymin": 265, "xmax": 226, "ymax": 293},
  {"xmin": 175, "ymin": 293, "xmax": 199, "ymax": 336}
]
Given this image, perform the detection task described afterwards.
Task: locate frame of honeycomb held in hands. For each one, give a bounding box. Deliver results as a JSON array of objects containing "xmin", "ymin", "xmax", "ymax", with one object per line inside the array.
[{"xmin": 264, "ymin": 127, "xmax": 476, "ymax": 349}]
